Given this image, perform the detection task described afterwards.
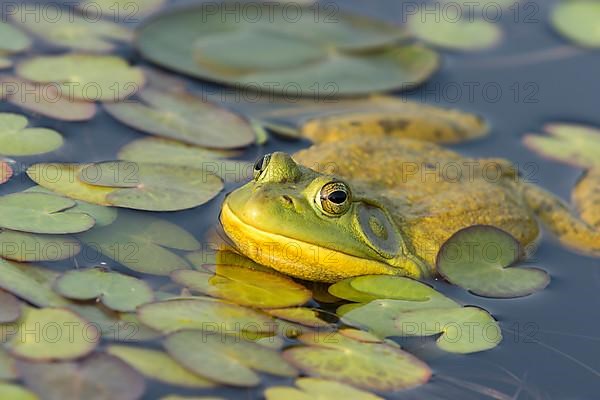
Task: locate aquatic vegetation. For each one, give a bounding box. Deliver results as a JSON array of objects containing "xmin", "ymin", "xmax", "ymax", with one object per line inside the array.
[
  {"xmin": 0, "ymin": 290, "xmax": 21, "ymax": 323},
  {"xmin": 0, "ymin": 230, "xmax": 81, "ymax": 262},
  {"xmin": 0, "ymin": 113, "xmax": 63, "ymax": 156},
  {"xmin": 551, "ymin": 1, "xmax": 600, "ymax": 47},
  {"xmin": 265, "ymin": 377, "xmax": 384, "ymax": 400},
  {"xmin": 77, "ymin": 0, "xmax": 166, "ymax": 20},
  {"xmin": 0, "ymin": 260, "xmax": 67, "ymax": 307},
  {"xmin": 0, "ymin": 22, "xmax": 31, "ymax": 54}
]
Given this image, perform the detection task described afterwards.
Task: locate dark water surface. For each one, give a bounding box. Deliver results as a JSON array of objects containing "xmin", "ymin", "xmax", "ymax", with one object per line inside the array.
[{"xmin": 1, "ymin": 0, "xmax": 599, "ymax": 399}]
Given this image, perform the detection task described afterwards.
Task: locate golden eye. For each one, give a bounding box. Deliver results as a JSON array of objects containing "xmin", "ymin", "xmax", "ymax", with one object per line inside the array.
[
  {"xmin": 253, "ymin": 154, "xmax": 271, "ymax": 180},
  {"xmin": 318, "ymin": 181, "xmax": 351, "ymax": 215}
]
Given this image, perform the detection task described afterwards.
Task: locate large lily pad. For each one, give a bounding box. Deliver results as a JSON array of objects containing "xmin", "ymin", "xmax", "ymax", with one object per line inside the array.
[
  {"xmin": 171, "ymin": 265, "xmax": 311, "ymax": 308},
  {"xmin": 136, "ymin": 4, "xmax": 438, "ymax": 96},
  {"xmin": 164, "ymin": 330, "xmax": 297, "ymax": 387},
  {"xmin": 265, "ymin": 378, "xmax": 384, "ymax": 400},
  {"xmin": 10, "ymin": 4, "xmax": 131, "ymax": 51},
  {"xmin": 0, "ymin": 113, "xmax": 63, "ymax": 156},
  {"xmin": 283, "ymin": 331, "xmax": 431, "ymax": 391},
  {"xmin": 0, "ymin": 383, "xmax": 38, "ymax": 400},
  {"xmin": 437, "ymin": 225, "xmax": 550, "ymax": 298},
  {"xmin": 0, "ymin": 259, "xmax": 68, "ymax": 307},
  {"xmin": 0, "ymin": 22, "xmax": 31, "ymax": 53},
  {"xmin": 523, "ymin": 123, "xmax": 600, "ymax": 169},
  {"xmin": 78, "ymin": 212, "xmax": 198, "ymax": 275},
  {"xmin": 551, "ymin": 1, "xmax": 600, "ymax": 47},
  {"xmin": 104, "ymin": 87, "xmax": 256, "ymax": 148},
  {"xmin": 137, "ymin": 298, "xmax": 274, "ymax": 335},
  {"xmin": 329, "ymin": 275, "xmax": 444, "ymax": 303},
  {"xmin": 4, "ymin": 307, "xmax": 100, "ymax": 361},
  {"xmin": 0, "ymin": 192, "xmax": 94, "ymax": 234},
  {"xmin": 106, "ymin": 345, "xmax": 215, "ymax": 388},
  {"xmin": 54, "ymin": 268, "xmax": 154, "ymax": 312},
  {"xmin": 0, "ymin": 230, "xmax": 81, "ymax": 262},
  {"xmin": 0, "ymin": 76, "xmax": 97, "ymax": 122},
  {"xmin": 19, "ymin": 353, "xmax": 145, "ymax": 400},
  {"xmin": 16, "ymin": 54, "xmax": 144, "ymax": 102}
]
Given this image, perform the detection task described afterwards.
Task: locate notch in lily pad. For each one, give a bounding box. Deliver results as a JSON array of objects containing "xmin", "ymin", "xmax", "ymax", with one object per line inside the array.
[
  {"xmin": 437, "ymin": 225, "xmax": 550, "ymax": 298},
  {"xmin": 0, "ymin": 113, "xmax": 64, "ymax": 156}
]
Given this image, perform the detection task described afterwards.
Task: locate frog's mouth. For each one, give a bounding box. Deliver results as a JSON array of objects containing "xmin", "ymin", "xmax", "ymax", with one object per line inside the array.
[{"xmin": 220, "ymin": 202, "xmax": 426, "ymax": 282}]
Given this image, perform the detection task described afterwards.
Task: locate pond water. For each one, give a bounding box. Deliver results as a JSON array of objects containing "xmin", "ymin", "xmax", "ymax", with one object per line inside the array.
[{"xmin": 0, "ymin": 0, "xmax": 599, "ymax": 399}]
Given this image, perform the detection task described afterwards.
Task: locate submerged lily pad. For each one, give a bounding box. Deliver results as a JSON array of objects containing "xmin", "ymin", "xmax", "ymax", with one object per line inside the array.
[
  {"xmin": 0, "ymin": 260, "xmax": 66, "ymax": 307},
  {"xmin": 0, "ymin": 192, "xmax": 94, "ymax": 234},
  {"xmin": 137, "ymin": 298, "xmax": 274, "ymax": 335},
  {"xmin": 137, "ymin": 5, "xmax": 438, "ymax": 96},
  {"xmin": 523, "ymin": 123, "xmax": 600, "ymax": 169},
  {"xmin": 17, "ymin": 54, "xmax": 144, "ymax": 102},
  {"xmin": 437, "ymin": 225, "xmax": 550, "ymax": 298},
  {"xmin": 0, "ymin": 22, "xmax": 31, "ymax": 53},
  {"xmin": 5, "ymin": 307, "xmax": 99, "ymax": 361},
  {"xmin": 106, "ymin": 345, "xmax": 215, "ymax": 388},
  {"xmin": 54, "ymin": 268, "xmax": 154, "ymax": 312},
  {"xmin": 78, "ymin": 211, "xmax": 198, "ymax": 275},
  {"xmin": 172, "ymin": 265, "xmax": 311, "ymax": 308},
  {"xmin": 265, "ymin": 377, "xmax": 384, "ymax": 400},
  {"xmin": 0, "ymin": 113, "xmax": 63, "ymax": 156},
  {"xmin": 551, "ymin": 1, "xmax": 600, "ymax": 47},
  {"xmin": 11, "ymin": 4, "xmax": 131, "ymax": 51},
  {"xmin": 0, "ymin": 230, "xmax": 81, "ymax": 262},
  {"xmin": 104, "ymin": 87, "xmax": 256, "ymax": 149},
  {"xmin": 0, "ymin": 76, "xmax": 97, "ymax": 122},
  {"xmin": 283, "ymin": 331, "xmax": 431, "ymax": 391},
  {"xmin": 164, "ymin": 330, "xmax": 297, "ymax": 387},
  {"xmin": 395, "ymin": 306, "xmax": 502, "ymax": 353},
  {"xmin": 0, "ymin": 383, "xmax": 38, "ymax": 400},
  {"xmin": 19, "ymin": 353, "xmax": 145, "ymax": 400}
]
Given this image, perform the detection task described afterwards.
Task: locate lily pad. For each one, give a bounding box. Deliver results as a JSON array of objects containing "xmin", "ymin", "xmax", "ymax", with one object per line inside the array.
[
  {"xmin": 0, "ymin": 113, "xmax": 64, "ymax": 156},
  {"xmin": 78, "ymin": 211, "xmax": 198, "ymax": 275},
  {"xmin": 437, "ymin": 225, "xmax": 550, "ymax": 298},
  {"xmin": 523, "ymin": 123, "xmax": 600, "ymax": 169},
  {"xmin": 0, "ymin": 230, "xmax": 81, "ymax": 262},
  {"xmin": 551, "ymin": 1, "xmax": 600, "ymax": 47},
  {"xmin": 104, "ymin": 87, "xmax": 256, "ymax": 149},
  {"xmin": 19, "ymin": 353, "xmax": 145, "ymax": 400},
  {"xmin": 77, "ymin": 0, "xmax": 166, "ymax": 19},
  {"xmin": 0, "ymin": 289, "xmax": 21, "ymax": 323},
  {"xmin": 0, "ymin": 76, "xmax": 97, "ymax": 122},
  {"xmin": 394, "ymin": 306, "xmax": 502, "ymax": 353},
  {"xmin": 136, "ymin": 5, "xmax": 438, "ymax": 96},
  {"xmin": 171, "ymin": 265, "xmax": 312, "ymax": 308},
  {"xmin": 266, "ymin": 308, "xmax": 332, "ymax": 328},
  {"xmin": 0, "ymin": 22, "xmax": 31, "ymax": 53},
  {"xmin": 0, "ymin": 347, "xmax": 18, "ymax": 379},
  {"xmin": 265, "ymin": 377, "xmax": 384, "ymax": 400},
  {"xmin": 283, "ymin": 331, "xmax": 431, "ymax": 391},
  {"xmin": 106, "ymin": 345, "xmax": 215, "ymax": 388},
  {"xmin": 0, "ymin": 383, "xmax": 38, "ymax": 400},
  {"xmin": 164, "ymin": 330, "xmax": 297, "ymax": 387},
  {"xmin": 329, "ymin": 275, "xmax": 442, "ymax": 303},
  {"xmin": 54, "ymin": 268, "xmax": 154, "ymax": 312},
  {"xmin": 5, "ymin": 306, "xmax": 100, "ymax": 361},
  {"xmin": 11, "ymin": 4, "xmax": 131, "ymax": 52},
  {"xmin": 0, "ymin": 161, "xmax": 12, "ymax": 184},
  {"xmin": 0, "ymin": 57, "xmax": 11, "ymax": 69},
  {"xmin": 137, "ymin": 298, "xmax": 274, "ymax": 335},
  {"xmin": 0, "ymin": 259, "xmax": 68, "ymax": 307},
  {"xmin": 0, "ymin": 192, "xmax": 94, "ymax": 234},
  {"xmin": 407, "ymin": 12, "xmax": 502, "ymax": 51},
  {"xmin": 16, "ymin": 54, "xmax": 144, "ymax": 102}
]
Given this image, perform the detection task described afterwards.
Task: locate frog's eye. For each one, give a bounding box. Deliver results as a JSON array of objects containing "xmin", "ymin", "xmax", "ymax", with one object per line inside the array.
[
  {"xmin": 318, "ymin": 181, "xmax": 351, "ymax": 216},
  {"xmin": 253, "ymin": 154, "xmax": 271, "ymax": 180}
]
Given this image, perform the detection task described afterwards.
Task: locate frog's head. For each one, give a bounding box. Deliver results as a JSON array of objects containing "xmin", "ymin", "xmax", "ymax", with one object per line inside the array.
[{"xmin": 220, "ymin": 152, "xmax": 429, "ymax": 282}]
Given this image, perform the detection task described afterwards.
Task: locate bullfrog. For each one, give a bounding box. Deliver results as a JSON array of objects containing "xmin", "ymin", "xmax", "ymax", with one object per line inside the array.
[{"xmin": 220, "ymin": 137, "xmax": 600, "ymax": 282}]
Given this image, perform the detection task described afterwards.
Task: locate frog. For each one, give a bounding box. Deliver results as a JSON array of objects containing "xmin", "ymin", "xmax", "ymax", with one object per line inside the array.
[{"xmin": 220, "ymin": 137, "xmax": 600, "ymax": 282}]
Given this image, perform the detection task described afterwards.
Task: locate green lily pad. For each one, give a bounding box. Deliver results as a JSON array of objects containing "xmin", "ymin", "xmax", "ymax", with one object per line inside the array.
[
  {"xmin": 0, "ymin": 230, "xmax": 81, "ymax": 262},
  {"xmin": 266, "ymin": 308, "xmax": 332, "ymax": 328},
  {"xmin": 265, "ymin": 377, "xmax": 384, "ymax": 400},
  {"xmin": 0, "ymin": 22, "xmax": 31, "ymax": 53},
  {"xmin": 329, "ymin": 275, "xmax": 441, "ymax": 303},
  {"xmin": 104, "ymin": 87, "xmax": 256, "ymax": 149},
  {"xmin": 4, "ymin": 306, "xmax": 99, "ymax": 361},
  {"xmin": 136, "ymin": 5, "xmax": 438, "ymax": 96},
  {"xmin": 523, "ymin": 123, "xmax": 600, "ymax": 169},
  {"xmin": 0, "ymin": 113, "xmax": 64, "ymax": 156},
  {"xmin": 54, "ymin": 268, "xmax": 154, "ymax": 312},
  {"xmin": 283, "ymin": 331, "xmax": 431, "ymax": 391},
  {"xmin": 0, "ymin": 259, "xmax": 68, "ymax": 307},
  {"xmin": 0, "ymin": 76, "xmax": 97, "ymax": 122},
  {"xmin": 0, "ymin": 289, "xmax": 21, "ymax": 323},
  {"xmin": 171, "ymin": 265, "xmax": 312, "ymax": 308},
  {"xmin": 551, "ymin": 1, "xmax": 600, "ymax": 47},
  {"xmin": 16, "ymin": 54, "xmax": 145, "ymax": 102},
  {"xmin": 137, "ymin": 298, "xmax": 274, "ymax": 335},
  {"xmin": 164, "ymin": 330, "xmax": 297, "ymax": 387},
  {"xmin": 437, "ymin": 225, "xmax": 550, "ymax": 298},
  {"xmin": 10, "ymin": 4, "xmax": 131, "ymax": 52},
  {"xmin": 394, "ymin": 306, "xmax": 502, "ymax": 353},
  {"xmin": 19, "ymin": 353, "xmax": 145, "ymax": 400},
  {"xmin": 0, "ymin": 383, "xmax": 38, "ymax": 400},
  {"xmin": 106, "ymin": 345, "xmax": 216, "ymax": 388},
  {"xmin": 0, "ymin": 192, "xmax": 95, "ymax": 234},
  {"xmin": 77, "ymin": 0, "xmax": 166, "ymax": 19},
  {"xmin": 0, "ymin": 161, "xmax": 12, "ymax": 184},
  {"xmin": 78, "ymin": 211, "xmax": 198, "ymax": 275},
  {"xmin": 407, "ymin": 12, "xmax": 502, "ymax": 51}
]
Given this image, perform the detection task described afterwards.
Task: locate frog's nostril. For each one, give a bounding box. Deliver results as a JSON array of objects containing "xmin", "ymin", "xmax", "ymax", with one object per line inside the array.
[{"xmin": 280, "ymin": 195, "xmax": 294, "ymax": 207}]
